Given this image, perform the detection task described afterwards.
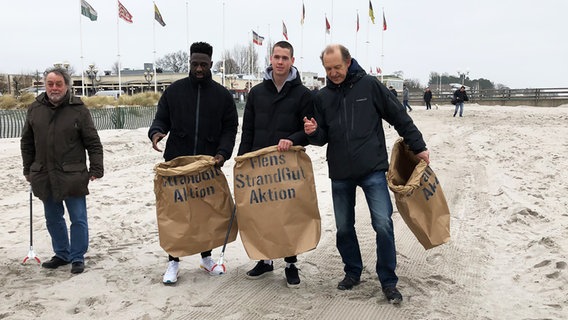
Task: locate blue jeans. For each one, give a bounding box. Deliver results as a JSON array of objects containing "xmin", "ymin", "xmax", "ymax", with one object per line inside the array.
[
  {"xmin": 454, "ymin": 102, "xmax": 464, "ymax": 116},
  {"xmin": 42, "ymin": 196, "xmax": 89, "ymax": 263},
  {"xmin": 331, "ymin": 171, "xmax": 398, "ymax": 288}
]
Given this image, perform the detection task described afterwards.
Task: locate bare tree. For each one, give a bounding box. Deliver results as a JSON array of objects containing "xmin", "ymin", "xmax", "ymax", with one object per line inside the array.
[
  {"xmin": 156, "ymin": 50, "xmax": 189, "ymax": 73},
  {"xmin": 0, "ymin": 74, "xmax": 9, "ymax": 94},
  {"xmin": 214, "ymin": 44, "xmax": 260, "ymax": 75}
]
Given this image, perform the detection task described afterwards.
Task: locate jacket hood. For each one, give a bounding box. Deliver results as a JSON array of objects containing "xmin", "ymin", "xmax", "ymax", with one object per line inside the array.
[
  {"xmin": 263, "ymin": 65, "xmax": 301, "ymax": 85},
  {"xmin": 325, "ymin": 58, "xmax": 366, "ymax": 89}
]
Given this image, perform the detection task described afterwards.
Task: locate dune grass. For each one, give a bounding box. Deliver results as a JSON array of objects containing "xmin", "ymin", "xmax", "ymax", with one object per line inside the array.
[{"xmin": 0, "ymin": 92, "xmax": 160, "ymax": 109}]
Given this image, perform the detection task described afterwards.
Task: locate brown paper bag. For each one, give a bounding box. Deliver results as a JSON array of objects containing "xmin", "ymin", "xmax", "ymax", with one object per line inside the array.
[
  {"xmin": 387, "ymin": 139, "xmax": 451, "ymax": 249},
  {"xmin": 154, "ymin": 155, "xmax": 237, "ymax": 257},
  {"xmin": 234, "ymin": 146, "xmax": 321, "ymax": 260}
]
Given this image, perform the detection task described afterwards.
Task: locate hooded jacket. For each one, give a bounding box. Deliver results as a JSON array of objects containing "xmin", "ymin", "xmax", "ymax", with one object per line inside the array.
[
  {"xmin": 309, "ymin": 58, "xmax": 426, "ymax": 180},
  {"xmin": 237, "ymin": 66, "xmax": 313, "ymax": 155},
  {"xmin": 21, "ymin": 92, "xmax": 104, "ymax": 201},
  {"xmin": 148, "ymin": 73, "xmax": 238, "ymax": 162}
]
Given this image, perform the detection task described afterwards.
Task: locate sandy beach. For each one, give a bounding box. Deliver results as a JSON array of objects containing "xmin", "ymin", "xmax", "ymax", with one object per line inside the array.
[{"xmin": 1, "ymin": 103, "xmax": 566, "ymax": 320}]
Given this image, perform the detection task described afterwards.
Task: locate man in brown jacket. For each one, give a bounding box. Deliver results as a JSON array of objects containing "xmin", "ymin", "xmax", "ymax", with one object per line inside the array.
[{"xmin": 21, "ymin": 67, "xmax": 104, "ymax": 274}]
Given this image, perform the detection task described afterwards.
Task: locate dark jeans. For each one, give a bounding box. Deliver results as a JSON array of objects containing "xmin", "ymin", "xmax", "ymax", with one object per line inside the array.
[
  {"xmin": 403, "ymin": 100, "xmax": 412, "ymax": 111},
  {"xmin": 331, "ymin": 171, "xmax": 398, "ymax": 288},
  {"xmin": 425, "ymin": 101, "xmax": 432, "ymax": 109},
  {"xmin": 42, "ymin": 196, "xmax": 88, "ymax": 263}
]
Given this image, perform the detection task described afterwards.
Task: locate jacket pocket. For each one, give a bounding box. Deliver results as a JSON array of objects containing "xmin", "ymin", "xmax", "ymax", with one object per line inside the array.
[
  {"xmin": 62, "ymin": 162, "xmax": 87, "ymax": 172},
  {"xmin": 30, "ymin": 162, "xmax": 43, "ymax": 172}
]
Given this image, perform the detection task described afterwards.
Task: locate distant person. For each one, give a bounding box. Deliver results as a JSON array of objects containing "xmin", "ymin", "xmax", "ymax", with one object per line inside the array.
[
  {"xmin": 402, "ymin": 85, "xmax": 412, "ymax": 112},
  {"xmin": 304, "ymin": 44, "xmax": 430, "ymax": 304},
  {"xmin": 423, "ymin": 87, "xmax": 433, "ymax": 110},
  {"xmin": 453, "ymin": 85, "xmax": 469, "ymax": 117},
  {"xmin": 388, "ymin": 85, "xmax": 398, "ymax": 97},
  {"xmin": 21, "ymin": 67, "xmax": 104, "ymax": 275},
  {"xmin": 148, "ymin": 41, "xmax": 238, "ymax": 284},
  {"xmin": 238, "ymin": 40, "xmax": 314, "ymax": 288}
]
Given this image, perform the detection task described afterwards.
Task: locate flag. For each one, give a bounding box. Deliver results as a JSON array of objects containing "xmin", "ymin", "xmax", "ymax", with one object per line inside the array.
[
  {"xmin": 325, "ymin": 16, "xmax": 331, "ymax": 34},
  {"xmin": 154, "ymin": 3, "xmax": 166, "ymax": 27},
  {"xmin": 118, "ymin": 1, "xmax": 133, "ymax": 23},
  {"xmin": 301, "ymin": 2, "xmax": 305, "ymax": 25},
  {"xmin": 282, "ymin": 21, "xmax": 288, "ymax": 40},
  {"xmin": 252, "ymin": 30, "xmax": 264, "ymax": 46},
  {"xmin": 369, "ymin": 1, "xmax": 375, "ymax": 24},
  {"xmin": 377, "ymin": 67, "xmax": 382, "ymax": 74},
  {"xmin": 356, "ymin": 12, "xmax": 360, "ymax": 32},
  {"xmin": 383, "ymin": 11, "xmax": 387, "ymax": 31},
  {"xmin": 80, "ymin": 0, "xmax": 97, "ymax": 21}
]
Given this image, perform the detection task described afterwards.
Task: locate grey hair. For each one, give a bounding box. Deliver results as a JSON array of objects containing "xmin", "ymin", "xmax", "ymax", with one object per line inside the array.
[{"xmin": 44, "ymin": 67, "xmax": 72, "ymax": 87}]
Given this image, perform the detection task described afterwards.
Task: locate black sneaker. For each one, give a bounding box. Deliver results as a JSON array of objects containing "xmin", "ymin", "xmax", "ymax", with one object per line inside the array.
[
  {"xmin": 285, "ymin": 264, "xmax": 300, "ymax": 288},
  {"xmin": 41, "ymin": 256, "xmax": 70, "ymax": 269},
  {"xmin": 246, "ymin": 260, "xmax": 273, "ymax": 279},
  {"xmin": 382, "ymin": 286, "xmax": 403, "ymax": 304},
  {"xmin": 71, "ymin": 261, "xmax": 85, "ymax": 274},
  {"xmin": 337, "ymin": 275, "xmax": 360, "ymax": 290}
]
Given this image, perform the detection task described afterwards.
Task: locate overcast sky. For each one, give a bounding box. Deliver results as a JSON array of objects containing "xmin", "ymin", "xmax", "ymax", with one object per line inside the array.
[{"xmin": 2, "ymin": 0, "xmax": 567, "ymax": 89}]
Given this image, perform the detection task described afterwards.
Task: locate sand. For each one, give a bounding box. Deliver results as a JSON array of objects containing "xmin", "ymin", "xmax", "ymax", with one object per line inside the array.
[{"xmin": 0, "ymin": 104, "xmax": 566, "ymax": 319}]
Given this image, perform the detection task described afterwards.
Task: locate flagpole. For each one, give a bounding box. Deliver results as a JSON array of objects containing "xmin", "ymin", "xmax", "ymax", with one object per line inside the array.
[
  {"xmin": 381, "ymin": 7, "xmax": 385, "ymax": 83},
  {"xmin": 117, "ymin": 0, "xmax": 122, "ymax": 95},
  {"xmin": 186, "ymin": 1, "xmax": 190, "ymax": 70},
  {"xmin": 222, "ymin": 1, "xmax": 225, "ymax": 87},
  {"xmin": 153, "ymin": 2, "xmax": 157, "ymax": 93},
  {"xmin": 329, "ymin": 0, "xmax": 335, "ymax": 43},
  {"xmin": 355, "ymin": 10, "xmax": 358, "ymax": 58},
  {"xmin": 79, "ymin": 0, "xmax": 85, "ymax": 96},
  {"xmin": 300, "ymin": 1, "xmax": 304, "ymax": 72}
]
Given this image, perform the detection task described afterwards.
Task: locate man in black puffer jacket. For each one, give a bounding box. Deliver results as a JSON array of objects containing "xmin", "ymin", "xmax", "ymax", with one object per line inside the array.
[
  {"xmin": 304, "ymin": 44, "xmax": 430, "ymax": 304},
  {"xmin": 238, "ymin": 40, "xmax": 314, "ymax": 288},
  {"xmin": 148, "ymin": 42, "xmax": 238, "ymax": 284}
]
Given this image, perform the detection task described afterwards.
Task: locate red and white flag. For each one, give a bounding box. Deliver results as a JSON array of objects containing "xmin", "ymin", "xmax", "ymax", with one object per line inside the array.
[
  {"xmin": 325, "ymin": 16, "xmax": 331, "ymax": 34},
  {"xmin": 282, "ymin": 20, "xmax": 288, "ymax": 40},
  {"xmin": 118, "ymin": 1, "xmax": 133, "ymax": 23},
  {"xmin": 356, "ymin": 12, "xmax": 360, "ymax": 32},
  {"xmin": 383, "ymin": 11, "xmax": 387, "ymax": 31}
]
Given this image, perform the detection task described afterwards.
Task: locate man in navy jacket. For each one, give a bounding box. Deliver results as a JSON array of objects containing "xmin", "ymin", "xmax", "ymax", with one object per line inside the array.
[{"xmin": 304, "ymin": 44, "xmax": 429, "ymax": 304}]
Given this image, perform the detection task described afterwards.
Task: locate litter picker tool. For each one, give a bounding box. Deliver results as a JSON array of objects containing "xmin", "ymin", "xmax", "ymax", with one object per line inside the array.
[
  {"xmin": 22, "ymin": 185, "xmax": 41, "ymax": 265},
  {"xmin": 210, "ymin": 205, "xmax": 237, "ymax": 275}
]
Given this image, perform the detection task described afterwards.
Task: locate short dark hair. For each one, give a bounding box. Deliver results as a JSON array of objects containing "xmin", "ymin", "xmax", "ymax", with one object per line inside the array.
[
  {"xmin": 45, "ymin": 67, "xmax": 72, "ymax": 87},
  {"xmin": 320, "ymin": 44, "xmax": 351, "ymax": 64},
  {"xmin": 190, "ymin": 42, "xmax": 213, "ymax": 57},
  {"xmin": 273, "ymin": 41, "xmax": 294, "ymax": 57}
]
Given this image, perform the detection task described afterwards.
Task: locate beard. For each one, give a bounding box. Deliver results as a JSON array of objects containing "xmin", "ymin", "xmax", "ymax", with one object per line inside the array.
[{"xmin": 47, "ymin": 90, "xmax": 67, "ymax": 105}]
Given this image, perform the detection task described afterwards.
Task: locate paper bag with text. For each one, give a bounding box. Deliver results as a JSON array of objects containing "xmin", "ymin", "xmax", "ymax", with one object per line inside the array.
[
  {"xmin": 387, "ymin": 139, "xmax": 450, "ymax": 249},
  {"xmin": 234, "ymin": 146, "xmax": 321, "ymax": 260},
  {"xmin": 154, "ymin": 155, "xmax": 236, "ymax": 257}
]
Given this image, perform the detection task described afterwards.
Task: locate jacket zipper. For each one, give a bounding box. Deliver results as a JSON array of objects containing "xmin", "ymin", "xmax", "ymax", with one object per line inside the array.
[{"xmin": 193, "ymin": 84, "xmax": 201, "ymax": 155}]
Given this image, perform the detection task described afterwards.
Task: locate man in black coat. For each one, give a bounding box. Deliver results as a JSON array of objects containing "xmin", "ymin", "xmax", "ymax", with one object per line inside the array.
[
  {"xmin": 453, "ymin": 85, "xmax": 469, "ymax": 117},
  {"xmin": 423, "ymin": 87, "xmax": 433, "ymax": 110},
  {"xmin": 148, "ymin": 42, "xmax": 238, "ymax": 284},
  {"xmin": 238, "ymin": 41, "xmax": 314, "ymax": 288}
]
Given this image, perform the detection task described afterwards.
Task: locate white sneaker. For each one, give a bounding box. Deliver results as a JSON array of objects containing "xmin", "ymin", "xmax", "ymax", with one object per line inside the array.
[
  {"xmin": 163, "ymin": 261, "xmax": 179, "ymax": 284},
  {"xmin": 200, "ymin": 256, "xmax": 225, "ymax": 275}
]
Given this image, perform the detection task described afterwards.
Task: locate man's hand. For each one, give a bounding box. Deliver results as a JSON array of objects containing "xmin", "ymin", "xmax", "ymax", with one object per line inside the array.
[
  {"xmin": 303, "ymin": 117, "xmax": 318, "ymax": 135},
  {"xmin": 152, "ymin": 132, "xmax": 166, "ymax": 152},
  {"xmin": 416, "ymin": 150, "xmax": 430, "ymax": 165},
  {"xmin": 213, "ymin": 154, "xmax": 225, "ymax": 167},
  {"xmin": 277, "ymin": 139, "xmax": 293, "ymax": 152}
]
